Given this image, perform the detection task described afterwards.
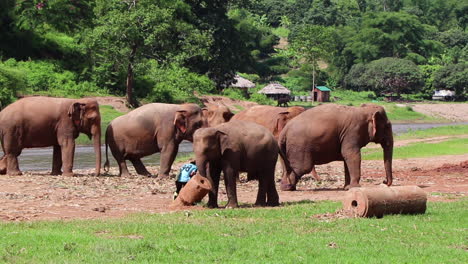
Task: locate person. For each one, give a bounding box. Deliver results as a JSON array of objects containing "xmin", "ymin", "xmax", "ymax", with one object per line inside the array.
[{"xmin": 173, "ymin": 161, "xmax": 198, "ymax": 200}]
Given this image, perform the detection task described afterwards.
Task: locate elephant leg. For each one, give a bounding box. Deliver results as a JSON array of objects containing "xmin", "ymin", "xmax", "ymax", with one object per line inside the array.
[
  {"xmin": 223, "ymin": 163, "xmax": 239, "ymax": 209},
  {"xmin": 344, "ymin": 161, "xmax": 350, "ymax": 189},
  {"xmin": 281, "ymin": 152, "xmax": 312, "ymax": 191},
  {"xmin": 60, "ymin": 139, "xmax": 75, "ymax": 176},
  {"xmin": 254, "ymin": 172, "xmax": 267, "ymax": 207},
  {"xmin": 207, "ymin": 163, "xmax": 221, "ymax": 208},
  {"xmin": 265, "ymin": 167, "xmax": 279, "ymax": 206},
  {"xmin": 310, "ymin": 166, "xmax": 321, "ymax": 181},
  {"xmin": 129, "ymin": 158, "xmax": 151, "ymax": 176},
  {"xmin": 51, "ymin": 145, "xmax": 62, "ymax": 175},
  {"xmin": 118, "ymin": 159, "xmax": 131, "ymax": 177},
  {"xmin": 343, "ymin": 151, "xmax": 361, "ymax": 190},
  {"xmin": 159, "ymin": 142, "xmax": 178, "ymax": 178},
  {"xmin": 3, "ymin": 134, "xmax": 22, "ymax": 176},
  {"xmin": 5, "ymin": 153, "xmax": 21, "ymax": 176},
  {"xmin": 0, "ymin": 156, "xmax": 6, "ymax": 174}
]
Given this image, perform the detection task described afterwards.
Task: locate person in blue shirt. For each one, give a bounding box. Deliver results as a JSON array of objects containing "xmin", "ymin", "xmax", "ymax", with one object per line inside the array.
[{"xmin": 173, "ymin": 161, "xmax": 198, "ymax": 200}]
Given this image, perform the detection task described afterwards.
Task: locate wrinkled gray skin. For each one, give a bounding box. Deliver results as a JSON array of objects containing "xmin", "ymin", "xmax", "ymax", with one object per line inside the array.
[
  {"xmin": 0, "ymin": 96, "xmax": 102, "ymax": 176},
  {"xmin": 104, "ymin": 103, "xmax": 205, "ymax": 177},
  {"xmin": 193, "ymin": 120, "xmax": 280, "ymax": 208},
  {"xmin": 279, "ymin": 104, "xmax": 393, "ymax": 191}
]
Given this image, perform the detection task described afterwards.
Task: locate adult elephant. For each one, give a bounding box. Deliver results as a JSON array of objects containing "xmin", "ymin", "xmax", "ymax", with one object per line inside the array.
[
  {"xmin": 232, "ymin": 105, "xmax": 305, "ymax": 138},
  {"xmin": 279, "ymin": 104, "xmax": 393, "ymax": 191},
  {"xmin": 232, "ymin": 105, "xmax": 320, "ymax": 180},
  {"xmin": 202, "ymin": 104, "xmax": 234, "ymax": 127},
  {"xmin": 0, "ymin": 96, "xmax": 102, "ymax": 176},
  {"xmin": 193, "ymin": 120, "xmax": 280, "ymax": 208},
  {"xmin": 104, "ymin": 103, "xmax": 232, "ymax": 177}
]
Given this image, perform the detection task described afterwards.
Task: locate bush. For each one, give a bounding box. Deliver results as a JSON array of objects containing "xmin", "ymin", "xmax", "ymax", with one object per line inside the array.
[
  {"xmin": 249, "ymin": 92, "xmax": 274, "ymax": 105},
  {"xmin": 0, "ymin": 59, "xmax": 107, "ymax": 98},
  {"xmin": 145, "ymin": 63, "xmax": 215, "ymax": 104},
  {"xmin": 221, "ymin": 88, "xmax": 247, "ymax": 101}
]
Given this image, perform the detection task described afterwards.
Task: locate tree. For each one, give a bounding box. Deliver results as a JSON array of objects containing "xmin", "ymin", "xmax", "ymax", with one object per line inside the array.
[
  {"xmin": 345, "ymin": 57, "xmax": 424, "ymax": 97},
  {"xmin": 434, "ymin": 63, "xmax": 468, "ymax": 99},
  {"xmin": 289, "ymin": 25, "xmax": 334, "ymax": 91},
  {"xmin": 344, "ymin": 12, "xmax": 436, "ymax": 63},
  {"xmin": 184, "ymin": 0, "xmax": 251, "ymax": 90},
  {"xmin": 86, "ymin": 0, "xmax": 211, "ymax": 105}
]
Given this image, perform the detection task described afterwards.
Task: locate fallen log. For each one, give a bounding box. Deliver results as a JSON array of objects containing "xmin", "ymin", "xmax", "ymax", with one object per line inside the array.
[
  {"xmin": 343, "ymin": 185, "xmax": 427, "ymax": 218},
  {"xmin": 170, "ymin": 174, "xmax": 212, "ymax": 208}
]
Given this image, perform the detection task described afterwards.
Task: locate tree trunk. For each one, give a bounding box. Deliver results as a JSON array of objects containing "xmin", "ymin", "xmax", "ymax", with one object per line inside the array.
[
  {"xmin": 126, "ymin": 45, "xmax": 138, "ymax": 107},
  {"xmin": 312, "ymin": 61, "xmax": 316, "ymax": 103}
]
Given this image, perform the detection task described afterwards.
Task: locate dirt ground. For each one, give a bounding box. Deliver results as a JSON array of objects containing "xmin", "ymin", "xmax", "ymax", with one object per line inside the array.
[
  {"xmin": 0, "ymin": 151, "xmax": 466, "ymax": 221},
  {"xmin": 1, "ymin": 99, "xmax": 466, "ymax": 221},
  {"xmin": 411, "ymin": 103, "xmax": 468, "ymax": 122}
]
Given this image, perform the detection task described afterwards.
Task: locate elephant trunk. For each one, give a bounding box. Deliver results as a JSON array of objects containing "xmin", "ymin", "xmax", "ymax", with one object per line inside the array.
[
  {"xmin": 382, "ymin": 133, "xmax": 393, "ymax": 186},
  {"xmin": 92, "ymin": 125, "xmax": 101, "ymax": 176}
]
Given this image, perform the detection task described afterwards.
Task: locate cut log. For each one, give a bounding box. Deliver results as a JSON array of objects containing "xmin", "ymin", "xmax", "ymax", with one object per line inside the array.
[
  {"xmin": 343, "ymin": 185, "xmax": 427, "ymax": 218},
  {"xmin": 171, "ymin": 174, "xmax": 212, "ymax": 207}
]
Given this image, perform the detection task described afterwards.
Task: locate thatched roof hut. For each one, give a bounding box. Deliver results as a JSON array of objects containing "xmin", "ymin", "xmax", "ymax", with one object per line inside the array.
[
  {"xmin": 258, "ymin": 83, "xmax": 291, "ymax": 99},
  {"xmin": 231, "ymin": 75, "xmax": 255, "ymax": 89}
]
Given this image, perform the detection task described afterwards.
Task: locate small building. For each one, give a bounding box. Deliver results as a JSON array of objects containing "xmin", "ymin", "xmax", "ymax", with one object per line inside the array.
[
  {"xmin": 258, "ymin": 83, "xmax": 291, "ymax": 100},
  {"xmin": 230, "ymin": 75, "xmax": 255, "ymax": 91},
  {"xmin": 311, "ymin": 86, "xmax": 331, "ymax": 102}
]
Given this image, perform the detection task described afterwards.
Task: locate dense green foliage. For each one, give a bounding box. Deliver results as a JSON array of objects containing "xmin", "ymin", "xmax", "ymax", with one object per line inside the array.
[
  {"xmin": 0, "ymin": 0, "xmax": 467, "ymax": 105},
  {"xmin": 0, "ymin": 201, "xmax": 466, "ymax": 262}
]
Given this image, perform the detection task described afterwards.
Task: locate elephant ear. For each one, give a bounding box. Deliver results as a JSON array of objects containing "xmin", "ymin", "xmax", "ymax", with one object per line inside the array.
[
  {"xmin": 174, "ymin": 110, "xmax": 188, "ymax": 133},
  {"xmin": 275, "ymin": 112, "xmax": 289, "ymax": 136},
  {"xmin": 202, "ymin": 108, "xmax": 213, "ymax": 118},
  {"xmin": 369, "ymin": 111, "xmax": 384, "ymax": 141},
  {"xmin": 68, "ymin": 102, "xmax": 86, "ymax": 127},
  {"xmin": 223, "ymin": 111, "xmax": 234, "ymax": 122},
  {"xmin": 216, "ymin": 130, "xmax": 229, "ymax": 155}
]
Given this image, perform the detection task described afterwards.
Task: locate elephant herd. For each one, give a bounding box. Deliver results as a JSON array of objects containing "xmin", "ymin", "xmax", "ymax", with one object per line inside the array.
[{"xmin": 0, "ymin": 96, "xmax": 394, "ymax": 208}]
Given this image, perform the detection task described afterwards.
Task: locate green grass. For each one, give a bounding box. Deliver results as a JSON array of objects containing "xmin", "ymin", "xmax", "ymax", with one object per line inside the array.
[
  {"xmin": 363, "ymin": 137, "xmax": 468, "ymax": 160},
  {"xmin": 384, "ymin": 104, "xmax": 444, "ymax": 123},
  {"xmin": 76, "ymin": 105, "xmax": 124, "ymax": 145},
  {"xmin": 0, "ymin": 200, "xmax": 466, "ymax": 263},
  {"xmin": 396, "ymin": 125, "xmax": 468, "ymax": 140},
  {"xmin": 271, "ymin": 27, "xmax": 290, "ymax": 38}
]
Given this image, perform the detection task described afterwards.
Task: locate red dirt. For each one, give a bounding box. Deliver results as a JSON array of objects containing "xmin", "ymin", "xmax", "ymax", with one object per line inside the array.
[{"xmin": 0, "ymin": 153, "xmax": 466, "ymax": 222}]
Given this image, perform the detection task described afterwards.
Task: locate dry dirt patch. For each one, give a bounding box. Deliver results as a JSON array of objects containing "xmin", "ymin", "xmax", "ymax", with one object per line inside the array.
[
  {"xmin": 412, "ymin": 103, "xmax": 468, "ymax": 122},
  {"xmin": 1, "ymin": 153, "xmax": 467, "ymax": 222}
]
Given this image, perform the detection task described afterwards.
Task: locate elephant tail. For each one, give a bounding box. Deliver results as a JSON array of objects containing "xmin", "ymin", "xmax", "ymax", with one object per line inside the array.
[
  {"xmin": 104, "ymin": 129, "xmax": 110, "ymax": 172},
  {"xmin": 278, "ymin": 135, "xmax": 297, "ymax": 177}
]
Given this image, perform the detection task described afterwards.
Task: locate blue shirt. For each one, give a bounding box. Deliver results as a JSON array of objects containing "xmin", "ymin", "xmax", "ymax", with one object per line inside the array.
[{"xmin": 176, "ymin": 163, "xmax": 198, "ymax": 183}]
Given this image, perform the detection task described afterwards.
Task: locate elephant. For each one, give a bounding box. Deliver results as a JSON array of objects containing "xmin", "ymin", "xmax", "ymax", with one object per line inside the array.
[
  {"xmin": 232, "ymin": 105, "xmax": 305, "ymax": 139},
  {"xmin": 277, "ymin": 97, "xmax": 290, "ymax": 107},
  {"xmin": 279, "ymin": 103, "xmax": 393, "ymax": 191},
  {"xmin": 0, "ymin": 96, "xmax": 102, "ymax": 176},
  {"xmin": 232, "ymin": 105, "xmax": 320, "ymax": 180},
  {"xmin": 202, "ymin": 104, "xmax": 234, "ymax": 127},
  {"xmin": 104, "ymin": 103, "xmax": 232, "ymax": 177},
  {"xmin": 193, "ymin": 120, "xmax": 280, "ymax": 208}
]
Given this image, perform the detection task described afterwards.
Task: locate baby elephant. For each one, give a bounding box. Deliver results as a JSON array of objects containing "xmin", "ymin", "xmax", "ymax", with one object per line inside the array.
[{"xmin": 193, "ymin": 120, "xmax": 280, "ymax": 208}]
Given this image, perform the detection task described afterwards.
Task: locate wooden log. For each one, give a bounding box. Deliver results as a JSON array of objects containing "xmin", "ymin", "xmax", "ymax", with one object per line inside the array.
[
  {"xmin": 343, "ymin": 185, "xmax": 427, "ymax": 218},
  {"xmin": 171, "ymin": 174, "xmax": 212, "ymax": 207}
]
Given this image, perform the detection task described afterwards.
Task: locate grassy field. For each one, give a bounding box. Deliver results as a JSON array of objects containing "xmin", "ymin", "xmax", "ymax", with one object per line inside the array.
[
  {"xmin": 0, "ymin": 200, "xmax": 466, "ymax": 263},
  {"xmin": 396, "ymin": 125, "xmax": 468, "ymax": 140},
  {"xmin": 363, "ymin": 137, "xmax": 468, "ymax": 160}
]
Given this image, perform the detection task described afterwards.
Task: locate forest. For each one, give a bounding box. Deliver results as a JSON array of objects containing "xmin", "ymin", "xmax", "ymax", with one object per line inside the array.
[{"xmin": 0, "ymin": 0, "xmax": 467, "ymax": 106}]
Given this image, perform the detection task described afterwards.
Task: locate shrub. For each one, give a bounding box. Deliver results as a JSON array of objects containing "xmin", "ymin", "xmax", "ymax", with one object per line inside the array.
[
  {"xmin": 221, "ymin": 88, "xmax": 246, "ymax": 101},
  {"xmin": 145, "ymin": 63, "xmax": 215, "ymax": 104},
  {"xmin": 0, "ymin": 59, "xmax": 107, "ymax": 98},
  {"xmin": 249, "ymin": 92, "xmax": 274, "ymax": 105}
]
